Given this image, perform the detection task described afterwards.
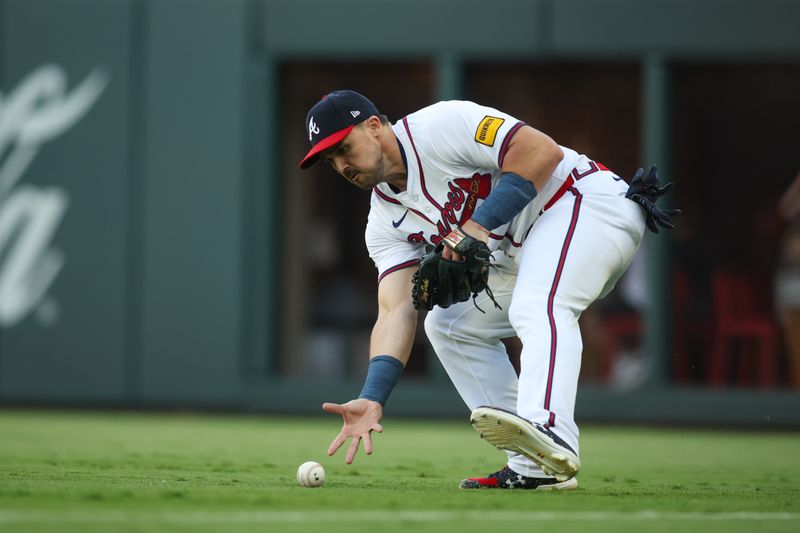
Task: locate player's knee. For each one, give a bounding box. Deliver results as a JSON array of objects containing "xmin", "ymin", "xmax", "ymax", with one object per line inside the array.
[
  {"xmin": 423, "ymin": 308, "xmax": 449, "ymax": 345},
  {"xmin": 508, "ymin": 295, "xmax": 550, "ymax": 334}
]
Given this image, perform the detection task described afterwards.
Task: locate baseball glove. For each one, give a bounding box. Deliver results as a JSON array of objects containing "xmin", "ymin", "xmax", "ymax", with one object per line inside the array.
[
  {"xmin": 625, "ymin": 165, "xmax": 681, "ymax": 233},
  {"xmin": 411, "ymin": 228, "xmax": 499, "ymax": 312}
]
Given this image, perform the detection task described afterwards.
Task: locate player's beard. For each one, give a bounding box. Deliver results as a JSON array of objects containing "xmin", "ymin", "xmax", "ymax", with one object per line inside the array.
[{"xmin": 348, "ymin": 153, "xmax": 385, "ymax": 190}]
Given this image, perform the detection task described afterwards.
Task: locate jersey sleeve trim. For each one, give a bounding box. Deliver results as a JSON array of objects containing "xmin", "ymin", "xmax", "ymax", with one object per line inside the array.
[
  {"xmin": 497, "ymin": 121, "xmax": 526, "ymax": 168},
  {"xmin": 378, "ymin": 258, "xmax": 420, "ymax": 282}
]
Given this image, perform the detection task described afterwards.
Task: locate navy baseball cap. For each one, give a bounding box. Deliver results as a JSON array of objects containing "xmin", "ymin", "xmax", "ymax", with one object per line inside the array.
[{"xmin": 299, "ymin": 90, "xmax": 380, "ymax": 169}]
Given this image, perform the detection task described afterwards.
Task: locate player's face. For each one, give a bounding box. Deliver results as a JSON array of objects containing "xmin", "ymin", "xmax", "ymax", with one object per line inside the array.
[{"xmin": 322, "ymin": 122, "xmax": 385, "ymax": 190}]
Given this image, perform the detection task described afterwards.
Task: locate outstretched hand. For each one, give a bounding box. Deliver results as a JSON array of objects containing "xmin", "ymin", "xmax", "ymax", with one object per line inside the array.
[
  {"xmin": 322, "ymin": 399, "xmax": 384, "ymax": 464},
  {"xmin": 625, "ymin": 165, "xmax": 682, "ymax": 233}
]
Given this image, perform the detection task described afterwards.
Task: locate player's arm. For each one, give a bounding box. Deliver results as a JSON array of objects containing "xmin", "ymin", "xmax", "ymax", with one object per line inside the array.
[
  {"xmin": 369, "ymin": 265, "xmax": 419, "ymax": 364},
  {"xmin": 322, "ymin": 266, "xmax": 418, "ymax": 464},
  {"xmin": 499, "ymin": 125, "xmax": 563, "ymax": 190},
  {"xmin": 440, "ymin": 123, "xmax": 563, "ymax": 261},
  {"xmin": 460, "ymin": 125, "xmax": 563, "ymax": 243}
]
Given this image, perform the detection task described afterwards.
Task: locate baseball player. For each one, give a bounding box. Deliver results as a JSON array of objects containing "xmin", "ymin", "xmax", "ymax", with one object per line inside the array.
[{"xmin": 299, "ymin": 90, "xmax": 677, "ymax": 489}]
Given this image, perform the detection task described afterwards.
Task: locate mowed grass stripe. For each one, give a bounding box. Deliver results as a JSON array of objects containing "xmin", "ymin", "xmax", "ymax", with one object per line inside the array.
[
  {"xmin": 0, "ymin": 510, "xmax": 798, "ymax": 523},
  {"xmin": 1, "ymin": 408, "xmax": 799, "ymax": 532}
]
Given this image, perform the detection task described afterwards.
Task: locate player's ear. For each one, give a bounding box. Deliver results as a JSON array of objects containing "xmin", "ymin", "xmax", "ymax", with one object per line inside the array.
[{"xmin": 366, "ymin": 115, "xmax": 382, "ymax": 136}]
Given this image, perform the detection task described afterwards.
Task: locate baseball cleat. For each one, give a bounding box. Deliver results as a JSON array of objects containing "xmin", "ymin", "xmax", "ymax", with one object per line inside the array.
[
  {"xmin": 459, "ymin": 465, "xmax": 578, "ymax": 490},
  {"xmin": 470, "ymin": 406, "xmax": 580, "ymax": 481}
]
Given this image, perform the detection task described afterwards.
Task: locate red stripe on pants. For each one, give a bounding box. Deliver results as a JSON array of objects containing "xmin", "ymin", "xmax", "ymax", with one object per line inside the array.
[{"xmin": 543, "ymin": 188, "xmax": 583, "ymax": 428}]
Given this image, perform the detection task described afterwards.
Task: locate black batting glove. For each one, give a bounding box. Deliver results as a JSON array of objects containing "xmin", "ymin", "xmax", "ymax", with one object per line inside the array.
[{"xmin": 625, "ymin": 165, "xmax": 682, "ymax": 233}]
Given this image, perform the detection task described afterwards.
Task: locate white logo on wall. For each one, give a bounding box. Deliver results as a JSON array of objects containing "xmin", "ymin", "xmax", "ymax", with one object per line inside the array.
[{"xmin": 0, "ymin": 64, "xmax": 109, "ymax": 327}]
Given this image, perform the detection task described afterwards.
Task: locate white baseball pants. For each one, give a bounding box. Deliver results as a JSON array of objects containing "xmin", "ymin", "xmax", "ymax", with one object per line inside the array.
[{"xmin": 424, "ymin": 169, "xmax": 645, "ymax": 477}]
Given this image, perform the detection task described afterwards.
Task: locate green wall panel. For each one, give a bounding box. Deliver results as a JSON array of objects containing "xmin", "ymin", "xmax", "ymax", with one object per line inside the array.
[
  {"xmin": 262, "ymin": 0, "xmax": 549, "ymax": 57},
  {"xmin": 551, "ymin": 0, "xmax": 800, "ymax": 57},
  {"xmin": 139, "ymin": 0, "xmax": 247, "ymax": 404},
  {"xmin": 0, "ymin": 0, "xmax": 133, "ymax": 400},
  {"xmin": 262, "ymin": 0, "xmax": 800, "ymax": 58}
]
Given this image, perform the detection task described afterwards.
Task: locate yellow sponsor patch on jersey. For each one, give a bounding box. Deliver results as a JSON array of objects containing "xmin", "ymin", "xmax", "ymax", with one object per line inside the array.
[{"xmin": 474, "ymin": 115, "xmax": 505, "ymax": 146}]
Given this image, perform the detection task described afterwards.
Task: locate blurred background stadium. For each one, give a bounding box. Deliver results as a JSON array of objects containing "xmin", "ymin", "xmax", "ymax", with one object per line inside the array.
[{"xmin": 1, "ymin": 0, "xmax": 799, "ymax": 427}]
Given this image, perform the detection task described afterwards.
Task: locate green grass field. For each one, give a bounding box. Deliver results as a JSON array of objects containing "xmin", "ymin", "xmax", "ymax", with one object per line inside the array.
[{"xmin": 0, "ymin": 410, "xmax": 798, "ymax": 532}]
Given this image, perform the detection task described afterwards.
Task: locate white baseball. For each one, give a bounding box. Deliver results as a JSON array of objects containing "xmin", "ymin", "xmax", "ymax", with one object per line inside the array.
[{"xmin": 296, "ymin": 461, "xmax": 326, "ymax": 487}]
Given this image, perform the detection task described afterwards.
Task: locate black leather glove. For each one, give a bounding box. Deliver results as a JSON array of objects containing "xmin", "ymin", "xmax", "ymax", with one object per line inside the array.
[
  {"xmin": 411, "ymin": 228, "xmax": 499, "ymax": 312},
  {"xmin": 625, "ymin": 165, "xmax": 682, "ymax": 233}
]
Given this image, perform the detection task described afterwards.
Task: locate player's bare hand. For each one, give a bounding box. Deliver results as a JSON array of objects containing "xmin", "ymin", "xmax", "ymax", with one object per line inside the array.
[
  {"xmin": 461, "ymin": 220, "xmax": 490, "ymax": 242},
  {"xmin": 442, "ymin": 223, "xmax": 489, "ymax": 261},
  {"xmin": 442, "ymin": 246, "xmax": 464, "ymax": 261},
  {"xmin": 322, "ymin": 399, "xmax": 384, "ymax": 464}
]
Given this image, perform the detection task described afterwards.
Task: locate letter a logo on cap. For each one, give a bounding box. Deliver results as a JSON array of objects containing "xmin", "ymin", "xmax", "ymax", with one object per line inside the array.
[
  {"xmin": 308, "ymin": 117, "xmax": 320, "ymax": 141},
  {"xmin": 299, "ymin": 90, "xmax": 380, "ymax": 169}
]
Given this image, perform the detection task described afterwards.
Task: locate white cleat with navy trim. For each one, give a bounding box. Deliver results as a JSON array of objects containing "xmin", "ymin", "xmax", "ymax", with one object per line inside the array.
[{"xmin": 470, "ymin": 406, "xmax": 581, "ymax": 482}]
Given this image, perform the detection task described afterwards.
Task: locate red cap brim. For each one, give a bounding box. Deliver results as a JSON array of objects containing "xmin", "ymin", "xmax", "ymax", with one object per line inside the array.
[{"xmin": 298, "ymin": 125, "xmax": 355, "ymax": 169}]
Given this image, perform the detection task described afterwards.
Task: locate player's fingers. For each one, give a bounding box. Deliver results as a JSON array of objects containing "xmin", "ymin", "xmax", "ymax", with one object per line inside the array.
[
  {"xmin": 657, "ymin": 182, "xmax": 674, "ymax": 195},
  {"xmin": 445, "ymin": 250, "xmax": 464, "ymax": 261},
  {"xmin": 322, "ymin": 402, "xmax": 344, "ymax": 415},
  {"xmin": 656, "ymin": 184, "xmax": 673, "ymax": 196},
  {"xmin": 658, "ymin": 218, "xmax": 675, "ymax": 229},
  {"xmin": 363, "ymin": 431, "xmax": 373, "ymax": 455},
  {"xmin": 373, "ymin": 423, "xmax": 384, "ymax": 433},
  {"xmin": 327, "ymin": 433, "xmax": 347, "ymax": 456},
  {"xmin": 345, "ymin": 435, "xmax": 360, "ymax": 464}
]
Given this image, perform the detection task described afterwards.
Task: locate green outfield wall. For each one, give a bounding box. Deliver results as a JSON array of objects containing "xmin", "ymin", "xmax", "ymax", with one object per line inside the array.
[{"xmin": 0, "ymin": 0, "xmax": 798, "ymax": 425}]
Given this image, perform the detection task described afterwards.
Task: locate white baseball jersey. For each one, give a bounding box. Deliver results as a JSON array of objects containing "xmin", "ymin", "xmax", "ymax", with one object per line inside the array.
[
  {"xmin": 362, "ymin": 99, "xmax": 646, "ymax": 479},
  {"xmin": 365, "ymin": 100, "xmax": 591, "ymax": 281}
]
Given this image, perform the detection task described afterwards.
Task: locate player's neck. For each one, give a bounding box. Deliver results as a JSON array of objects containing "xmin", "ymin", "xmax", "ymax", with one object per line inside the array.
[
  {"xmin": 384, "ymin": 172, "xmax": 408, "ymax": 192},
  {"xmin": 381, "ymin": 125, "xmax": 408, "ymax": 192}
]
